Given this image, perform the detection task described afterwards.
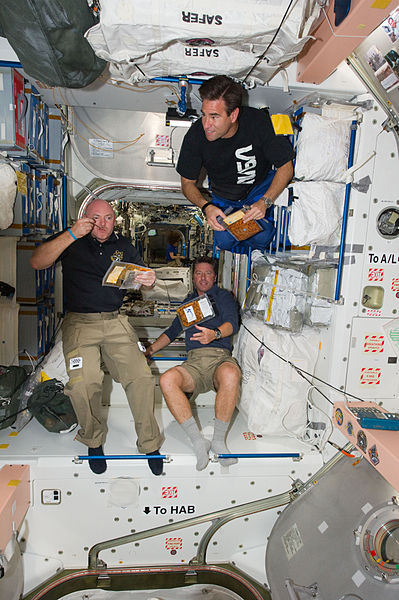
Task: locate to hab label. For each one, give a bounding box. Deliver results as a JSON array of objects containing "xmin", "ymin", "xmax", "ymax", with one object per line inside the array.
[
  {"xmin": 143, "ymin": 505, "xmax": 195, "ymax": 515},
  {"xmin": 363, "ymin": 335, "xmax": 384, "ymax": 353},
  {"xmin": 368, "ymin": 268, "xmax": 384, "ymax": 282},
  {"xmin": 368, "ymin": 253, "xmax": 398, "ymax": 264},
  {"xmin": 360, "ymin": 367, "xmax": 381, "ymax": 385},
  {"xmin": 282, "ymin": 523, "xmax": 304, "ymax": 560}
]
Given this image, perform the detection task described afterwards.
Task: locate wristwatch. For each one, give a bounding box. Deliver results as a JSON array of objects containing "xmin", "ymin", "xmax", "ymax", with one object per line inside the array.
[
  {"xmin": 263, "ymin": 196, "xmax": 274, "ymax": 210},
  {"xmin": 214, "ymin": 328, "xmax": 222, "ymax": 340}
]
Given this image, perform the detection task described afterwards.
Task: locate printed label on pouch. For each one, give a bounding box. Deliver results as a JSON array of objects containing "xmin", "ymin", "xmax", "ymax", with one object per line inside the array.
[{"xmin": 69, "ymin": 357, "xmax": 83, "ymax": 370}]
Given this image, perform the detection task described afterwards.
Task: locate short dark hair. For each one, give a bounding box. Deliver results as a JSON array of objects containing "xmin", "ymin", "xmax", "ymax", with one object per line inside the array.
[
  {"xmin": 199, "ymin": 76, "xmax": 243, "ymax": 116},
  {"xmin": 168, "ymin": 231, "xmax": 180, "ymax": 245},
  {"xmin": 193, "ymin": 255, "xmax": 218, "ymax": 275}
]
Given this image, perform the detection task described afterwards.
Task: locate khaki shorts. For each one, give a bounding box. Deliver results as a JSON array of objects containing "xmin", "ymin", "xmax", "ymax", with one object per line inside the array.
[{"xmin": 181, "ymin": 347, "xmax": 240, "ymax": 396}]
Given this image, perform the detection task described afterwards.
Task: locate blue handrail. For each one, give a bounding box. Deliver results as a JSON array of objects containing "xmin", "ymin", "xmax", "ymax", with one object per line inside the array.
[
  {"xmin": 76, "ymin": 452, "xmax": 300, "ymax": 461},
  {"xmin": 217, "ymin": 453, "xmax": 301, "ymax": 459},
  {"xmin": 151, "ymin": 76, "xmax": 205, "ymax": 85},
  {"xmin": 0, "ymin": 60, "xmax": 22, "ymax": 68},
  {"xmin": 77, "ymin": 454, "xmax": 168, "ymax": 461},
  {"xmin": 334, "ymin": 119, "xmax": 358, "ymax": 301}
]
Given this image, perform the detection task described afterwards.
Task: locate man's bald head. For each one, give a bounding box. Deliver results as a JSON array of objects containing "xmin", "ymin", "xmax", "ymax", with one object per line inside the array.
[{"xmin": 85, "ymin": 199, "xmax": 116, "ymax": 243}]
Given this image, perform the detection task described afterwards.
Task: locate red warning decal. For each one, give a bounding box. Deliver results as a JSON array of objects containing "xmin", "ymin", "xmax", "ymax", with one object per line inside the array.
[
  {"xmin": 156, "ymin": 134, "xmax": 170, "ymax": 147},
  {"xmin": 392, "ymin": 278, "xmax": 399, "ymax": 292},
  {"xmin": 360, "ymin": 368, "xmax": 381, "ymax": 385},
  {"xmin": 368, "ymin": 268, "xmax": 384, "ymax": 282},
  {"xmin": 162, "ymin": 486, "xmax": 178, "ymax": 499},
  {"xmin": 243, "ymin": 432, "xmax": 257, "ymax": 440},
  {"xmin": 363, "ymin": 335, "xmax": 384, "ymax": 353},
  {"xmin": 165, "ymin": 537, "xmax": 183, "ymax": 550}
]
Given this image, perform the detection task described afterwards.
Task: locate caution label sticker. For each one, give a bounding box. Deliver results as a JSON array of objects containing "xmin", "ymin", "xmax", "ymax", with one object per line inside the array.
[
  {"xmin": 392, "ymin": 278, "xmax": 399, "ymax": 292},
  {"xmin": 368, "ymin": 268, "xmax": 384, "ymax": 282},
  {"xmin": 363, "ymin": 335, "xmax": 384, "ymax": 353},
  {"xmin": 360, "ymin": 368, "xmax": 381, "ymax": 386},
  {"xmin": 165, "ymin": 537, "xmax": 183, "ymax": 551},
  {"xmin": 162, "ymin": 486, "xmax": 178, "ymax": 499}
]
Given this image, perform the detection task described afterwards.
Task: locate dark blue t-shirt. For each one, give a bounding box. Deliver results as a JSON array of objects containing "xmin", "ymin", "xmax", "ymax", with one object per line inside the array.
[
  {"xmin": 164, "ymin": 284, "xmax": 239, "ymax": 352},
  {"xmin": 166, "ymin": 244, "xmax": 178, "ymax": 262}
]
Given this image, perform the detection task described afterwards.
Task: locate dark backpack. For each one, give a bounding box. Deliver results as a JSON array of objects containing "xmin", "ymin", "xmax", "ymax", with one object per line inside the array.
[
  {"xmin": 0, "ymin": 0, "xmax": 106, "ymax": 88},
  {"xmin": 28, "ymin": 379, "xmax": 77, "ymax": 433},
  {"xmin": 0, "ymin": 365, "xmax": 28, "ymax": 429}
]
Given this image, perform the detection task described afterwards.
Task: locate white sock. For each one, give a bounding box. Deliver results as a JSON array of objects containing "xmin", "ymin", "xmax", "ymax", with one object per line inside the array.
[
  {"xmin": 181, "ymin": 417, "xmax": 211, "ymax": 471},
  {"xmin": 211, "ymin": 418, "xmax": 238, "ymax": 467}
]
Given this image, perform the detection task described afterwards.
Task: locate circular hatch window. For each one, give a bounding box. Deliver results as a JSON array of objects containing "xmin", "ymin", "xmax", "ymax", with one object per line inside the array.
[
  {"xmin": 376, "ymin": 207, "xmax": 399, "ymax": 239},
  {"xmin": 359, "ymin": 503, "xmax": 399, "ymax": 581}
]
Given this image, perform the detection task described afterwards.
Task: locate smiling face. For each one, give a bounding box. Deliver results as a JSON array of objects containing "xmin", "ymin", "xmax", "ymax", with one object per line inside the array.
[
  {"xmin": 85, "ymin": 200, "xmax": 116, "ymax": 243},
  {"xmin": 193, "ymin": 261, "xmax": 217, "ymax": 294},
  {"xmin": 201, "ymin": 98, "xmax": 239, "ymax": 142}
]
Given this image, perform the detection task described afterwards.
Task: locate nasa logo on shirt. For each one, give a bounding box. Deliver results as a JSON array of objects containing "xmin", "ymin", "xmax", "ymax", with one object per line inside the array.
[
  {"xmin": 111, "ymin": 250, "xmax": 124, "ymax": 261},
  {"xmin": 235, "ymin": 145, "xmax": 257, "ymax": 185}
]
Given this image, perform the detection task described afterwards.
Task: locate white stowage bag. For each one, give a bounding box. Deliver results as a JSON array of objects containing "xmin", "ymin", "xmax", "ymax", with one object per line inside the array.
[
  {"xmin": 85, "ymin": 0, "xmax": 321, "ymax": 83},
  {"xmin": 260, "ymin": 264, "xmax": 308, "ymax": 332},
  {"xmin": 289, "ymin": 181, "xmax": 346, "ymax": 247},
  {"xmin": 294, "ymin": 113, "xmax": 353, "ymax": 183},
  {"xmin": 234, "ymin": 317, "xmax": 321, "ymax": 436},
  {"xmin": 0, "ymin": 163, "xmax": 17, "ymax": 230},
  {"xmin": 39, "ymin": 339, "xmax": 68, "ymax": 385},
  {"xmin": 86, "ymin": 0, "xmax": 313, "ymax": 56}
]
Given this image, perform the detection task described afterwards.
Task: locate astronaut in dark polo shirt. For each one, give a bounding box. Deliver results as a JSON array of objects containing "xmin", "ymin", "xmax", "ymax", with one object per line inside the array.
[{"xmin": 30, "ymin": 199, "xmax": 164, "ymax": 475}]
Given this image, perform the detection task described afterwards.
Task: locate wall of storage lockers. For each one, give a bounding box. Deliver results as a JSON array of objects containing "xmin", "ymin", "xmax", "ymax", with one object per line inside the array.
[{"xmin": 0, "ymin": 67, "xmax": 66, "ymax": 367}]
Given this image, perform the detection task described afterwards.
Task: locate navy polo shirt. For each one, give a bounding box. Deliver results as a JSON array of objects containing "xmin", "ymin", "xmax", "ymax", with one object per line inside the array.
[
  {"xmin": 164, "ymin": 284, "xmax": 239, "ymax": 352},
  {"xmin": 57, "ymin": 232, "xmax": 144, "ymax": 313}
]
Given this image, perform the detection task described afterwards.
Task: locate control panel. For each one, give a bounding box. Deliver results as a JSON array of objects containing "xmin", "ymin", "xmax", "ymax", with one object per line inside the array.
[
  {"xmin": 346, "ymin": 406, "xmax": 399, "ymax": 431},
  {"xmin": 333, "ymin": 401, "xmax": 399, "ymax": 492}
]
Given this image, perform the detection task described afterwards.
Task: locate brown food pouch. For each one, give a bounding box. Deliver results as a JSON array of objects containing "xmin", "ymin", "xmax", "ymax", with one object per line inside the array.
[{"xmin": 223, "ymin": 209, "xmax": 262, "ymax": 241}]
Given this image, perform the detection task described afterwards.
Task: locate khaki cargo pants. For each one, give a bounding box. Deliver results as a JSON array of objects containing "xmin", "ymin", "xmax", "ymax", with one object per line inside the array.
[{"xmin": 61, "ymin": 311, "xmax": 163, "ymax": 452}]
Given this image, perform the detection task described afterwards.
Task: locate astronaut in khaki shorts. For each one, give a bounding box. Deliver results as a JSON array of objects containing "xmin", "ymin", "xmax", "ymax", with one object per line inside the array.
[{"xmin": 146, "ymin": 255, "xmax": 241, "ymax": 470}]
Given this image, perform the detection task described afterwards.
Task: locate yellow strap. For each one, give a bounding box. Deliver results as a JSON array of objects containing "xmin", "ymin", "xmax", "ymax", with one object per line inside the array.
[{"xmin": 266, "ymin": 270, "xmax": 279, "ymax": 322}]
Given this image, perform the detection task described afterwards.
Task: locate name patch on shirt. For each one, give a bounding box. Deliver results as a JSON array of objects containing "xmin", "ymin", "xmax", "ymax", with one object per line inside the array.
[{"xmin": 70, "ymin": 357, "xmax": 83, "ymax": 370}]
